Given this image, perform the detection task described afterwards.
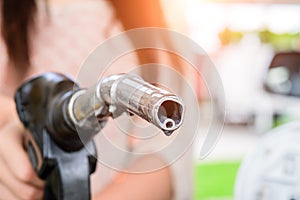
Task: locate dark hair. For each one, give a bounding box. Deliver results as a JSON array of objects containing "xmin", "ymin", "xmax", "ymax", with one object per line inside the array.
[{"xmin": 1, "ymin": 0, "xmax": 37, "ymax": 69}]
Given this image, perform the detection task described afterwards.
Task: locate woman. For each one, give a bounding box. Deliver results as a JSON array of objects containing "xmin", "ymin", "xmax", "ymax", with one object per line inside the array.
[{"xmin": 0, "ymin": 0, "xmax": 192, "ymax": 199}]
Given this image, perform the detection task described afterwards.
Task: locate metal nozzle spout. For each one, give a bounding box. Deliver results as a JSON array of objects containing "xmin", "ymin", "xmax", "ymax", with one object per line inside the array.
[
  {"xmin": 69, "ymin": 74, "xmax": 185, "ymax": 136},
  {"xmin": 101, "ymin": 74, "xmax": 185, "ymax": 135}
]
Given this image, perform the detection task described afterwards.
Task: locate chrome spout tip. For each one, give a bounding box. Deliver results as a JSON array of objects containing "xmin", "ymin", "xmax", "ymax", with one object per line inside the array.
[{"xmin": 153, "ymin": 96, "xmax": 184, "ymax": 135}]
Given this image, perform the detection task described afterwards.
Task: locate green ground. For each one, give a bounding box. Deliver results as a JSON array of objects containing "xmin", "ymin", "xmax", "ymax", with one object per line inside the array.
[{"xmin": 194, "ymin": 161, "xmax": 241, "ymax": 200}]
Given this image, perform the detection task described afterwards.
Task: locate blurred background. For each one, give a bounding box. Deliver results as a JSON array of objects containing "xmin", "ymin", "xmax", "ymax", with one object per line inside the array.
[
  {"xmin": 160, "ymin": 0, "xmax": 300, "ymax": 199},
  {"xmin": 22, "ymin": 0, "xmax": 300, "ymax": 199}
]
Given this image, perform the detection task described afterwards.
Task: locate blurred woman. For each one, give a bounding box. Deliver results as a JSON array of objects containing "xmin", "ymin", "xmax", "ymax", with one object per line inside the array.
[{"xmin": 0, "ymin": 0, "xmax": 192, "ymax": 199}]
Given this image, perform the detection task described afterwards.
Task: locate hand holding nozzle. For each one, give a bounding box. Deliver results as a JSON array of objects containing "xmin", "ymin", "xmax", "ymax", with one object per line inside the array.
[{"xmin": 14, "ymin": 72, "xmax": 185, "ymax": 200}]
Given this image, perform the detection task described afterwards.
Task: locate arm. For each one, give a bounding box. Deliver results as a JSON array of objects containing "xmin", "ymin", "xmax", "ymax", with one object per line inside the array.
[
  {"xmin": 93, "ymin": 156, "xmax": 173, "ymax": 200},
  {"xmin": 110, "ymin": 0, "xmax": 185, "ymax": 82}
]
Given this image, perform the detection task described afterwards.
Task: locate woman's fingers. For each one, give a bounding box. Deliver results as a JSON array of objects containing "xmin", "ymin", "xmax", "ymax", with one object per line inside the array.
[
  {"xmin": 0, "ymin": 155, "xmax": 44, "ymax": 200},
  {"xmin": 0, "ymin": 183, "xmax": 19, "ymax": 200},
  {"xmin": 0, "ymin": 120, "xmax": 45, "ymax": 188}
]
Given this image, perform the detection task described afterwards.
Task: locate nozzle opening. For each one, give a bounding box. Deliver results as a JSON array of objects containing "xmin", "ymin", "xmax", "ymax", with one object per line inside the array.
[{"xmin": 157, "ymin": 100, "xmax": 183, "ymax": 130}]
